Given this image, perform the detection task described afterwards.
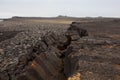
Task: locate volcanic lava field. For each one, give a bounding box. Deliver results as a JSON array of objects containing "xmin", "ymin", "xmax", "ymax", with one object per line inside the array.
[{"xmin": 0, "ymin": 17, "xmax": 120, "ymax": 80}]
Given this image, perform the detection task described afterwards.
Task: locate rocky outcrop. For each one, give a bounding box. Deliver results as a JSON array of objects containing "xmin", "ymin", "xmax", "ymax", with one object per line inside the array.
[
  {"xmin": 16, "ymin": 23, "xmax": 88, "ymax": 80},
  {"xmin": 63, "ymin": 22, "xmax": 120, "ymax": 80},
  {"xmin": 1, "ymin": 21, "xmax": 120, "ymax": 80},
  {"xmin": 0, "ymin": 22, "xmax": 88, "ymax": 80},
  {"xmin": 0, "ymin": 31, "xmax": 21, "ymax": 42}
]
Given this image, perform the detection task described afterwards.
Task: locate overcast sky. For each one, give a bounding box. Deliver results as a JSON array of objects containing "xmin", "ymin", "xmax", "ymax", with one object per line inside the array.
[{"xmin": 0, "ymin": 0, "xmax": 120, "ymax": 18}]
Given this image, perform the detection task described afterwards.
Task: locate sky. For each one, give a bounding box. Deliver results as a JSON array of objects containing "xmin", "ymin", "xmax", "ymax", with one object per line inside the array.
[{"xmin": 0, "ymin": 0, "xmax": 120, "ymax": 18}]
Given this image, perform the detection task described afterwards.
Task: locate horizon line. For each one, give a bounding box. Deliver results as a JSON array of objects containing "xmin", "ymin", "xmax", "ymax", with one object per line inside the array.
[{"xmin": 1, "ymin": 15, "xmax": 120, "ymax": 19}]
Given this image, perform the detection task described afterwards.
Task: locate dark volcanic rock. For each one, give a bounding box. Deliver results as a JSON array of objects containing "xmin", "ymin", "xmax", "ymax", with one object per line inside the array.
[
  {"xmin": 16, "ymin": 23, "xmax": 89, "ymax": 80},
  {"xmin": 63, "ymin": 22, "xmax": 120, "ymax": 80},
  {"xmin": 69, "ymin": 22, "xmax": 88, "ymax": 37},
  {"xmin": 1, "ymin": 21, "xmax": 120, "ymax": 80},
  {"xmin": 66, "ymin": 23, "xmax": 88, "ymax": 42},
  {"xmin": 0, "ymin": 31, "xmax": 21, "ymax": 42},
  {"xmin": 0, "ymin": 21, "xmax": 89, "ymax": 80}
]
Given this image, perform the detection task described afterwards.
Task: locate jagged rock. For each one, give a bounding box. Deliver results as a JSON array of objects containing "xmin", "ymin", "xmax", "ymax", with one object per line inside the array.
[
  {"xmin": 66, "ymin": 22, "xmax": 88, "ymax": 42},
  {"xmin": 63, "ymin": 22, "xmax": 120, "ymax": 80},
  {"xmin": 0, "ymin": 71, "xmax": 9, "ymax": 80},
  {"xmin": 69, "ymin": 22, "xmax": 88, "ymax": 37},
  {"xmin": 0, "ymin": 31, "xmax": 21, "ymax": 42},
  {"xmin": 1, "ymin": 20, "xmax": 120, "ymax": 80},
  {"xmin": 17, "ymin": 51, "xmax": 65, "ymax": 80},
  {"xmin": 0, "ymin": 21, "xmax": 89, "ymax": 80}
]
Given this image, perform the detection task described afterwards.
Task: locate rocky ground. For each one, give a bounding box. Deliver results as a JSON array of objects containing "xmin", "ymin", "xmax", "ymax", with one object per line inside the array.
[{"xmin": 0, "ymin": 17, "xmax": 120, "ymax": 80}]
